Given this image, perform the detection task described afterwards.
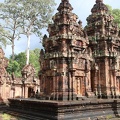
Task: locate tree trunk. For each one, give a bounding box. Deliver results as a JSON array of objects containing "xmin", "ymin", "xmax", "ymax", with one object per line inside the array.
[
  {"xmin": 26, "ymin": 34, "xmax": 30, "ymax": 65},
  {"xmin": 12, "ymin": 40, "xmax": 15, "ymax": 60}
]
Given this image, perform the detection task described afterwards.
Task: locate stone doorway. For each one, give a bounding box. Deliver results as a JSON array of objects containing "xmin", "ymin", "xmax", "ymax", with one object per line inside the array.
[
  {"xmin": 28, "ymin": 87, "xmax": 34, "ymax": 98},
  {"xmin": 75, "ymin": 77, "xmax": 85, "ymax": 96}
]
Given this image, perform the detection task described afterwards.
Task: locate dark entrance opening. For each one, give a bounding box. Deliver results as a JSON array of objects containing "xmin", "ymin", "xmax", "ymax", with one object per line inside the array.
[{"xmin": 28, "ymin": 87, "xmax": 34, "ymax": 98}]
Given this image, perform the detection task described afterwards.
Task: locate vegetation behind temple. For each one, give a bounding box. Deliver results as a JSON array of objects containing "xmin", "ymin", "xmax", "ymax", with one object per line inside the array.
[
  {"xmin": 7, "ymin": 48, "xmax": 40, "ymax": 77},
  {"xmin": 0, "ymin": 0, "xmax": 56, "ymax": 60},
  {"xmin": 106, "ymin": 4, "xmax": 120, "ymax": 28}
]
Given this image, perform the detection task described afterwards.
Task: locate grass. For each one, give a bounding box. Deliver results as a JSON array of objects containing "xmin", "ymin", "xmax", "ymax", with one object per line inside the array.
[
  {"xmin": 1, "ymin": 113, "xmax": 11, "ymax": 120},
  {"xmin": 106, "ymin": 115, "xmax": 113, "ymax": 119},
  {"xmin": 0, "ymin": 113, "xmax": 26, "ymax": 120}
]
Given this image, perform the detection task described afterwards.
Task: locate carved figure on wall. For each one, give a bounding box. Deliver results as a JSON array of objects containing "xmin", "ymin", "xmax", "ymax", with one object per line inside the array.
[
  {"xmin": 61, "ymin": 41, "xmax": 67, "ymax": 52},
  {"xmin": 78, "ymin": 59, "xmax": 85, "ymax": 69},
  {"xmin": 50, "ymin": 60, "xmax": 56, "ymax": 69}
]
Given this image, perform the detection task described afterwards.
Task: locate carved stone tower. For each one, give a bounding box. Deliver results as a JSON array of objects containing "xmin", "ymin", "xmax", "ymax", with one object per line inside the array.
[
  {"xmin": 85, "ymin": 0, "xmax": 120, "ymax": 98},
  {"xmin": 39, "ymin": 0, "xmax": 93, "ymax": 100},
  {"xmin": 0, "ymin": 48, "xmax": 10, "ymax": 101}
]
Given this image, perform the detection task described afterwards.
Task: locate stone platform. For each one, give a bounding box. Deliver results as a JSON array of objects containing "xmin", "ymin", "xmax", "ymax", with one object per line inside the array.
[
  {"xmin": 0, "ymin": 102, "xmax": 8, "ymax": 112},
  {"xmin": 7, "ymin": 98, "xmax": 120, "ymax": 120}
]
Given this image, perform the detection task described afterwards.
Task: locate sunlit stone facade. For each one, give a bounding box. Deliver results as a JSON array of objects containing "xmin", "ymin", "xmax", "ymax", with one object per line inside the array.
[{"xmin": 39, "ymin": 0, "xmax": 120, "ymax": 100}]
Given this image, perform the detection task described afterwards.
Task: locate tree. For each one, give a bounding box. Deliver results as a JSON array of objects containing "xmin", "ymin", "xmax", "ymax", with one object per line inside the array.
[
  {"xmin": 29, "ymin": 48, "xmax": 40, "ymax": 76},
  {"xmin": 106, "ymin": 5, "xmax": 120, "ymax": 28},
  {"xmin": 7, "ymin": 60, "xmax": 20, "ymax": 76},
  {"xmin": 106, "ymin": 5, "xmax": 112, "ymax": 14},
  {"xmin": 8, "ymin": 52, "xmax": 26, "ymax": 77},
  {"xmin": 19, "ymin": 0, "xmax": 56, "ymax": 65},
  {"xmin": 8, "ymin": 48, "xmax": 40, "ymax": 77},
  {"xmin": 112, "ymin": 9, "xmax": 120, "ymax": 28},
  {"xmin": 0, "ymin": 1, "xmax": 23, "ymax": 60},
  {"xmin": 0, "ymin": 0, "xmax": 56, "ymax": 62},
  {"xmin": 13, "ymin": 52, "xmax": 26, "ymax": 71},
  {"xmin": 0, "ymin": 27, "xmax": 9, "ymax": 48}
]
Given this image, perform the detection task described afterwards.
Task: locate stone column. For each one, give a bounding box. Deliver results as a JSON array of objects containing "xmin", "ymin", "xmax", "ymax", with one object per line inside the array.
[
  {"xmin": 53, "ymin": 69, "xmax": 56, "ymax": 100},
  {"xmin": 25, "ymin": 85, "xmax": 28, "ymax": 98},
  {"xmin": 70, "ymin": 71, "xmax": 76, "ymax": 100},
  {"xmin": 62, "ymin": 75, "xmax": 69, "ymax": 101},
  {"xmin": 113, "ymin": 70, "xmax": 117, "ymax": 98}
]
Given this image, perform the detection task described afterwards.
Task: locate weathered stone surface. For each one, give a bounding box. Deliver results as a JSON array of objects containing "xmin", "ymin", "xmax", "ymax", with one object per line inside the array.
[
  {"xmin": 8, "ymin": 98, "xmax": 120, "ymax": 120},
  {"xmin": 6, "ymin": 0, "xmax": 120, "ymax": 119},
  {"xmin": 39, "ymin": 0, "xmax": 93, "ymax": 101},
  {"xmin": 0, "ymin": 48, "xmax": 40, "ymax": 101},
  {"xmin": 21, "ymin": 64, "xmax": 40, "ymax": 98},
  {"xmin": 85, "ymin": 0, "xmax": 120, "ymax": 99},
  {"xmin": 38, "ymin": 0, "xmax": 120, "ymax": 101},
  {"xmin": 0, "ymin": 48, "xmax": 11, "ymax": 101}
]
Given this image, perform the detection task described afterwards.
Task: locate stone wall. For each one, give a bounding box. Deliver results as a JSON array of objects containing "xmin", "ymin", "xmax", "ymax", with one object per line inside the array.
[{"xmin": 8, "ymin": 98, "xmax": 120, "ymax": 120}]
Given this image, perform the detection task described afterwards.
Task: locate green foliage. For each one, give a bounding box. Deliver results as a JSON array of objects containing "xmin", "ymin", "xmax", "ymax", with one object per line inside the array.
[
  {"xmin": 18, "ymin": 0, "xmax": 56, "ymax": 37},
  {"xmin": 0, "ymin": 0, "xmax": 56, "ymax": 60},
  {"xmin": 0, "ymin": 0, "xmax": 23, "ymax": 60},
  {"xmin": 13, "ymin": 52, "xmax": 26, "ymax": 71},
  {"xmin": 7, "ymin": 48, "xmax": 40, "ymax": 77},
  {"xmin": 6, "ymin": 60, "xmax": 20, "ymax": 76},
  {"xmin": 106, "ymin": 4, "xmax": 112, "ymax": 14},
  {"xmin": 112, "ymin": 9, "xmax": 120, "ymax": 28},
  {"xmin": 0, "ymin": 27, "xmax": 10, "ymax": 48},
  {"xmin": 15, "ymin": 0, "xmax": 56, "ymax": 64},
  {"xmin": 29, "ymin": 48, "xmax": 40, "ymax": 76},
  {"xmin": 106, "ymin": 4, "xmax": 120, "ymax": 28}
]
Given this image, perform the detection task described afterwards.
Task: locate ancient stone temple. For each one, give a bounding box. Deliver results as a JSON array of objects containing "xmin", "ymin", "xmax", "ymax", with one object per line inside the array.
[
  {"xmin": 39, "ymin": 0, "xmax": 120, "ymax": 100},
  {"xmin": 0, "ymin": 47, "xmax": 40, "ymax": 101},
  {"xmin": 21, "ymin": 64, "xmax": 40, "ymax": 98},
  {"xmin": 39, "ymin": 0, "xmax": 94, "ymax": 100},
  {"xmin": 85, "ymin": 0, "xmax": 120, "ymax": 98},
  {"xmin": 8, "ymin": 0, "xmax": 120, "ymax": 119},
  {"xmin": 0, "ymin": 48, "xmax": 11, "ymax": 101}
]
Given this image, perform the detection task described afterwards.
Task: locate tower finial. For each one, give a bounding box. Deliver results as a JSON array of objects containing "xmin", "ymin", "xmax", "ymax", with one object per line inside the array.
[
  {"xmin": 57, "ymin": 0, "xmax": 73, "ymax": 11},
  {"xmin": 96, "ymin": 0, "xmax": 103, "ymax": 3},
  {"xmin": 61, "ymin": 0, "xmax": 69, "ymax": 1}
]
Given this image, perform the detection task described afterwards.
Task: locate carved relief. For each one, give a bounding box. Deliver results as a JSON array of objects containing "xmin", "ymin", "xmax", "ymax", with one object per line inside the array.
[
  {"xmin": 50, "ymin": 60, "xmax": 56, "ymax": 69},
  {"xmin": 78, "ymin": 59, "xmax": 85, "ymax": 69},
  {"xmin": 61, "ymin": 40, "xmax": 67, "ymax": 52}
]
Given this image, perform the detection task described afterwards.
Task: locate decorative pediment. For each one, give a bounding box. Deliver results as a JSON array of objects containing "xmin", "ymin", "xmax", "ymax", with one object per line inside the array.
[{"xmin": 21, "ymin": 64, "xmax": 35, "ymax": 79}]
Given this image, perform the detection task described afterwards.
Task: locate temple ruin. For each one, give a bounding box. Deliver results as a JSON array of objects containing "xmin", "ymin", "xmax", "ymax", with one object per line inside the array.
[
  {"xmin": 0, "ymin": 47, "xmax": 40, "ymax": 101},
  {"xmin": 39, "ymin": 0, "xmax": 120, "ymax": 100},
  {"xmin": 4, "ymin": 0, "xmax": 120, "ymax": 119}
]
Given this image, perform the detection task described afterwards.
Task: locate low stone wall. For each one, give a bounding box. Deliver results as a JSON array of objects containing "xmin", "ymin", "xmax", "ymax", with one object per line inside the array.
[
  {"xmin": 7, "ymin": 98, "xmax": 120, "ymax": 120},
  {"xmin": 0, "ymin": 102, "xmax": 8, "ymax": 112}
]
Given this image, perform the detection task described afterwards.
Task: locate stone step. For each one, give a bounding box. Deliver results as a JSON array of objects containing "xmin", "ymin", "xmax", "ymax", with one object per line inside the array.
[{"xmin": 4, "ymin": 109, "xmax": 48, "ymax": 120}]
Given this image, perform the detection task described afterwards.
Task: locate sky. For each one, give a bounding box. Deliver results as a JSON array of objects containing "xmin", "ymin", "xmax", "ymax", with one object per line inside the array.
[{"xmin": 2, "ymin": 0, "xmax": 120, "ymax": 58}]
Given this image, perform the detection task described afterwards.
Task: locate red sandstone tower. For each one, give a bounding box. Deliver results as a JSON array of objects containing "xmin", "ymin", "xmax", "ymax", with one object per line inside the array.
[
  {"xmin": 85, "ymin": 0, "xmax": 120, "ymax": 98},
  {"xmin": 39, "ymin": 0, "xmax": 120, "ymax": 100},
  {"xmin": 0, "ymin": 48, "xmax": 10, "ymax": 101},
  {"xmin": 39, "ymin": 0, "xmax": 93, "ymax": 100}
]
